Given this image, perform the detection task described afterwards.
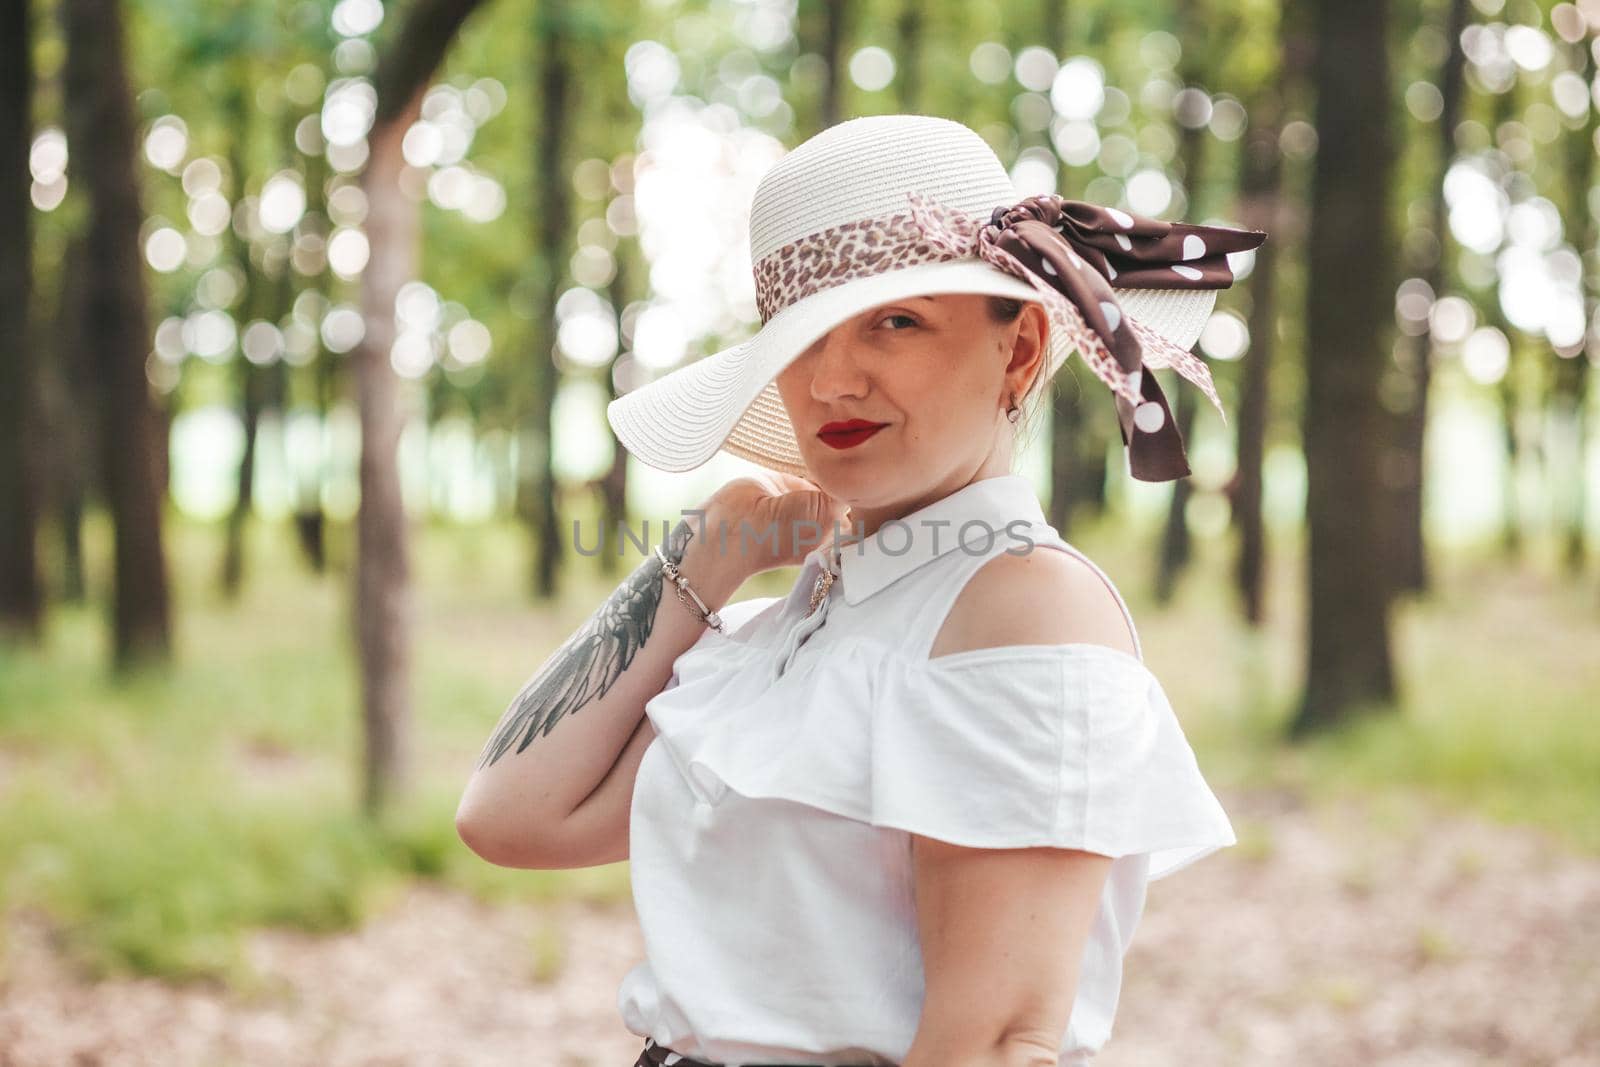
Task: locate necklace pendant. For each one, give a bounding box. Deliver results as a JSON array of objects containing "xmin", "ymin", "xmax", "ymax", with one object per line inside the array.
[{"xmin": 806, "ymin": 566, "xmax": 835, "ymax": 617}]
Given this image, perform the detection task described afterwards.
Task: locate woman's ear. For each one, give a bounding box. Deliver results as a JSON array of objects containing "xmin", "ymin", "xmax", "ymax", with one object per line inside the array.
[{"xmin": 1004, "ymin": 302, "xmax": 1050, "ymax": 392}]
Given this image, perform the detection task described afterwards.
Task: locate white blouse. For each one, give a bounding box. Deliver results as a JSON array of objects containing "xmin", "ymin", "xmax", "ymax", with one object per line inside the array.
[{"xmin": 617, "ymin": 472, "xmax": 1236, "ymax": 1066}]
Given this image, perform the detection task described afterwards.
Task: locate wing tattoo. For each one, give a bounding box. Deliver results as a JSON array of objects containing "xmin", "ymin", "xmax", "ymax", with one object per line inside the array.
[{"xmin": 475, "ymin": 518, "xmax": 696, "ymax": 769}]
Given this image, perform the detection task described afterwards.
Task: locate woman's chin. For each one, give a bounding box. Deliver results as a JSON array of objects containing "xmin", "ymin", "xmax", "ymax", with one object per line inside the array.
[{"xmin": 803, "ymin": 448, "xmax": 915, "ymax": 502}]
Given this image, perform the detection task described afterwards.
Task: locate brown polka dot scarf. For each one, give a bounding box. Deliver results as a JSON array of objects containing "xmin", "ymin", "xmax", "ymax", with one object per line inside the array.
[{"xmin": 755, "ymin": 191, "xmax": 1268, "ymax": 481}]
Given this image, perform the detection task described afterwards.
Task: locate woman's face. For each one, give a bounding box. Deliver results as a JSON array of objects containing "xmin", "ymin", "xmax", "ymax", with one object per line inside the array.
[{"xmin": 772, "ymin": 291, "xmax": 1049, "ymax": 525}]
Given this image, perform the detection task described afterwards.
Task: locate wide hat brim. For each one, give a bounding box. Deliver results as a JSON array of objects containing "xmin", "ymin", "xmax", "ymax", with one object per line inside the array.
[{"xmin": 606, "ymin": 258, "xmax": 1216, "ymax": 478}]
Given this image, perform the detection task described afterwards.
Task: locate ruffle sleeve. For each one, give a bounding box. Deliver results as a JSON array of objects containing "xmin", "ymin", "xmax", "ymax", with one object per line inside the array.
[{"xmin": 645, "ymin": 637, "xmax": 1236, "ymax": 881}]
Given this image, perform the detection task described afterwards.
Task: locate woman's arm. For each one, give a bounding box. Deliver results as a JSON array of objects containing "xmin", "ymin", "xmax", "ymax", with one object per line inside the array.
[
  {"xmin": 904, "ymin": 545, "xmax": 1134, "ymax": 1064},
  {"xmin": 902, "ymin": 841, "xmax": 1113, "ymax": 1067},
  {"xmin": 455, "ymin": 507, "xmax": 749, "ymax": 870}
]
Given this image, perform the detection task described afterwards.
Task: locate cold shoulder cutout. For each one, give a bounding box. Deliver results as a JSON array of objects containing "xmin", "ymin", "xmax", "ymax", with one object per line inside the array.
[{"xmin": 930, "ymin": 539, "xmax": 1143, "ymax": 661}]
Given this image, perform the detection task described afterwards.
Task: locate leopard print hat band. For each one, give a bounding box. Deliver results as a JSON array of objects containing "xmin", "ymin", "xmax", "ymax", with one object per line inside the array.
[{"xmin": 753, "ymin": 190, "xmax": 1268, "ymax": 482}]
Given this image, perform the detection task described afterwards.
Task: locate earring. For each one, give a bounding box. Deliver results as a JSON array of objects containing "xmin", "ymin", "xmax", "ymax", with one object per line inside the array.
[{"xmin": 1005, "ymin": 393, "xmax": 1021, "ymax": 424}]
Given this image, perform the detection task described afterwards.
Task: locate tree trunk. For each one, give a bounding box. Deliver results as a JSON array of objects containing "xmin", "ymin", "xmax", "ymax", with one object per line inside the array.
[
  {"xmin": 525, "ymin": 0, "xmax": 574, "ymax": 600},
  {"xmin": 1031, "ymin": 0, "xmax": 1109, "ymax": 538},
  {"xmin": 0, "ymin": 0, "xmax": 43, "ymax": 641},
  {"xmin": 1230, "ymin": 0, "xmax": 1307, "ymax": 627},
  {"xmin": 1029, "ymin": 0, "xmax": 1090, "ymax": 537},
  {"xmin": 1293, "ymin": 0, "xmax": 1397, "ymax": 737},
  {"xmin": 795, "ymin": 0, "xmax": 849, "ymax": 135},
  {"xmin": 819, "ymin": 0, "xmax": 847, "ymax": 130},
  {"xmin": 893, "ymin": 3, "xmax": 923, "ymax": 113},
  {"xmin": 297, "ymin": 141, "xmax": 336, "ymax": 574},
  {"xmin": 1155, "ymin": 2, "xmax": 1212, "ymax": 603},
  {"xmin": 353, "ymin": 0, "xmax": 490, "ymax": 819},
  {"xmin": 1554, "ymin": 27, "xmax": 1596, "ymax": 578},
  {"xmin": 1496, "ymin": 351, "xmax": 1523, "ymax": 557},
  {"xmin": 1231, "ymin": 137, "xmax": 1282, "ymax": 627},
  {"xmin": 42, "ymin": 233, "xmax": 94, "ymax": 605},
  {"xmin": 588, "ymin": 9, "xmax": 645, "ymax": 579},
  {"xmin": 599, "ymin": 240, "xmax": 633, "ymax": 580},
  {"xmin": 1154, "ymin": 378, "xmax": 1197, "ymax": 604},
  {"xmin": 61, "ymin": 0, "xmax": 172, "ymax": 671},
  {"xmin": 1385, "ymin": 0, "xmax": 1469, "ymax": 597},
  {"xmin": 221, "ymin": 84, "xmax": 264, "ymax": 598},
  {"xmin": 223, "ymin": 360, "xmax": 265, "ymax": 593},
  {"xmin": 1484, "ymin": 83, "xmax": 1524, "ymax": 559},
  {"xmin": 355, "ymin": 100, "xmax": 420, "ymax": 819}
]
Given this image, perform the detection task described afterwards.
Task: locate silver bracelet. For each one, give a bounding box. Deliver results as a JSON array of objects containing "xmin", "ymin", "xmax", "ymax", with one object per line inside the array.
[{"xmin": 653, "ymin": 543, "xmax": 726, "ymax": 634}]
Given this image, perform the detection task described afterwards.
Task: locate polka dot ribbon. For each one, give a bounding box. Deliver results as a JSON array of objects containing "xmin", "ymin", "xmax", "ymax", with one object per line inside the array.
[{"xmin": 906, "ymin": 191, "xmax": 1268, "ymax": 481}]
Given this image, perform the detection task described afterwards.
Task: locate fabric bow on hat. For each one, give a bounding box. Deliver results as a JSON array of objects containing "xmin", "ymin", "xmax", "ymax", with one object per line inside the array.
[{"xmin": 905, "ymin": 191, "xmax": 1268, "ymax": 482}]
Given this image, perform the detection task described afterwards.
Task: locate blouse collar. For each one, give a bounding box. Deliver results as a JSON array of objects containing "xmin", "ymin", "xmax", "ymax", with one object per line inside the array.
[{"xmin": 801, "ymin": 472, "xmax": 1049, "ymax": 608}]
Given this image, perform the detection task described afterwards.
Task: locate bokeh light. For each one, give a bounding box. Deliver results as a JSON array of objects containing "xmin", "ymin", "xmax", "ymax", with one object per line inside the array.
[
  {"xmin": 144, "ymin": 226, "xmax": 187, "ymax": 272},
  {"xmin": 848, "ymin": 47, "xmax": 895, "ymax": 92},
  {"xmin": 1198, "ymin": 310, "xmax": 1251, "ymax": 362},
  {"xmin": 144, "ymin": 115, "xmax": 187, "ymax": 172}
]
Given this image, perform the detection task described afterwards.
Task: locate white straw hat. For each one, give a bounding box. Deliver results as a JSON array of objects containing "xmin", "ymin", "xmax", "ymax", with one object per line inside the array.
[{"xmin": 606, "ymin": 113, "xmax": 1266, "ymax": 481}]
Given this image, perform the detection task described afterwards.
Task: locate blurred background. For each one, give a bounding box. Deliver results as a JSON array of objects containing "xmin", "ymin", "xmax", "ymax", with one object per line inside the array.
[{"xmin": 1, "ymin": 0, "xmax": 1597, "ymax": 1063}]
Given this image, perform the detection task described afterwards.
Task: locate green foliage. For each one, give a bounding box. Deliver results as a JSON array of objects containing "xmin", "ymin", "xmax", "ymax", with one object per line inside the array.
[
  {"xmin": 0, "ymin": 512, "xmax": 643, "ymax": 982},
  {"xmin": 0, "ymin": 781, "xmax": 390, "ymax": 983},
  {"xmin": 1093, "ymin": 519, "xmax": 1600, "ymax": 856}
]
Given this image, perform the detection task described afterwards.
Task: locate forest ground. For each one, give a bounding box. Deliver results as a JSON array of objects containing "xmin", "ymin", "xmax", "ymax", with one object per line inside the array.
[{"xmin": 2, "ymin": 783, "xmax": 1597, "ymax": 1066}]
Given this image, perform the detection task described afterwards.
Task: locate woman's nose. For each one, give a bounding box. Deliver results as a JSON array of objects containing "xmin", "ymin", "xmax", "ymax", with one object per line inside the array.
[{"xmin": 807, "ymin": 332, "xmax": 869, "ymax": 402}]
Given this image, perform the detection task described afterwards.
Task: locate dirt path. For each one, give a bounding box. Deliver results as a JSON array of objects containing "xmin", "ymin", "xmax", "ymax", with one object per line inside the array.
[
  {"xmin": 1098, "ymin": 789, "xmax": 1600, "ymax": 1067},
  {"xmin": 2, "ymin": 789, "xmax": 1597, "ymax": 1067}
]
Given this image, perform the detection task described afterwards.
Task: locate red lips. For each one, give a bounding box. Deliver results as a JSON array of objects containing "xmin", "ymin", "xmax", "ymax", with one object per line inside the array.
[{"xmin": 817, "ymin": 419, "xmax": 887, "ymax": 450}]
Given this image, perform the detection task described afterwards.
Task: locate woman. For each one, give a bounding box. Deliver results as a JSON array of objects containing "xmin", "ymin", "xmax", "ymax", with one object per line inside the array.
[{"xmin": 456, "ymin": 114, "xmax": 1266, "ymax": 1066}]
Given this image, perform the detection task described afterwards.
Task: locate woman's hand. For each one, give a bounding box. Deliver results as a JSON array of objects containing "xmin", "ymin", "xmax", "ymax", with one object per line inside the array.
[{"xmin": 697, "ymin": 472, "xmax": 851, "ymax": 578}]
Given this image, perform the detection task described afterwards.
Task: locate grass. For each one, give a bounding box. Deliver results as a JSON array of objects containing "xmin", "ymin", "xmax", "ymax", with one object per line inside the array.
[
  {"xmin": 1095, "ymin": 521, "xmax": 1600, "ymax": 855},
  {"xmin": 0, "ymin": 500, "xmax": 1596, "ymax": 984}
]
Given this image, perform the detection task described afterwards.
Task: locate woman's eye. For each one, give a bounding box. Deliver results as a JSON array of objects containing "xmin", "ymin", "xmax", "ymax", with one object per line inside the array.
[{"xmin": 879, "ymin": 313, "xmax": 918, "ymax": 330}]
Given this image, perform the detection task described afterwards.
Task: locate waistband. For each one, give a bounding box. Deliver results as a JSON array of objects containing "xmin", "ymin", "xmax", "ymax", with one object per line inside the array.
[{"xmin": 632, "ymin": 1036, "xmax": 865, "ymax": 1067}]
